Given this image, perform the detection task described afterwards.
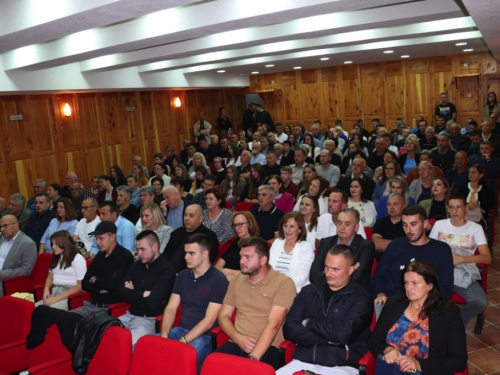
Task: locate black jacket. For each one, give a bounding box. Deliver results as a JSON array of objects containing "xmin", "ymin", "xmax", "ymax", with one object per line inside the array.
[
  {"xmin": 367, "ymin": 296, "xmax": 467, "ymax": 375},
  {"xmin": 310, "ymin": 234, "xmax": 375, "ymax": 291},
  {"xmin": 283, "ymin": 276, "xmax": 373, "ymax": 368},
  {"xmin": 398, "ymin": 153, "xmax": 421, "ymax": 172}
]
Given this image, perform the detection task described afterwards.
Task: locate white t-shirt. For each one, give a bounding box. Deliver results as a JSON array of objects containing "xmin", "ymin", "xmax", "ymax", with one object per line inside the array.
[
  {"xmin": 305, "ymin": 223, "xmax": 317, "ymax": 249},
  {"xmin": 429, "ymin": 219, "xmax": 487, "ymax": 256},
  {"xmin": 51, "ymin": 253, "xmax": 87, "ymax": 286},
  {"xmin": 316, "ymin": 213, "xmax": 366, "ymax": 240},
  {"xmin": 74, "ymin": 216, "xmax": 101, "ymax": 251}
]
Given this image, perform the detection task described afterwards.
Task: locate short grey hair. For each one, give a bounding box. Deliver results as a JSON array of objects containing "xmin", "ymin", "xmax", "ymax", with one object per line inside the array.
[
  {"xmin": 338, "ymin": 207, "xmax": 360, "ymax": 223},
  {"xmin": 133, "ymin": 155, "xmax": 142, "ymax": 162},
  {"xmin": 140, "ymin": 186, "xmax": 155, "ymax": 196},
  {"xmin": 258, "ymin": 184, "xmax": 275, "ymax": 196},
  {"xmin": 116, "ymin": 185, "xmax": 132, "ymax": 198},
  {"xmin": 34, "ymin": 179, "xmax": 46, "ymax": 187},
  {"xmin": 10, "ymin": 193, "xmax": 26, "ymax": 206},
  {"xmin": 425, "ymin": 126, "xmax": 435, "ymax": 133},
  {"xmin": 165, "ymin": 146, "xmax": 174, "ymax": 152},
  {"xmin": 71, "ymin": 182, "xmax": 84, "ymax": 189}
]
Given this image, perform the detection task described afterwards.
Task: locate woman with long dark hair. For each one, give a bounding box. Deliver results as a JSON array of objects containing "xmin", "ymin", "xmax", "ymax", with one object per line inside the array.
[
  {"xmin": 110, "ymin": 165, "xmax": 127, "ymax": 187},
  {"xmin": 220, "ymin": 165, "xmax": 245, "ymax": 204},
  {"xmin": 241, "ymin": 163, "xmax": 266, "ymax": 202}
]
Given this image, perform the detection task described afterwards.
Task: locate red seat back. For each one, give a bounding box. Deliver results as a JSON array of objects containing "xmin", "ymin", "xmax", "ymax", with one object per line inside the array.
[
  {"xmin": 130, "ymin": 335, "xmax": 196, "ymax": 375},
  {"xmin": 87, "ymin": 326, "xmax": 131, "ymax": 375},
  {"xmin": 364, "ymin": 227, "xmax": 373, "ymax": 241},
  {"xmin": 225, "ymin": 201, "xmax": 233, "ymax": 209},
  {"xmin": 201, "ymin": 353, "xmax": 275, "ymax": 375},
  {"xmin": 32, "ymin": 254, "xmax": 53, "ymax": 287},
  {"xmin": 0, "ymin": 296, "xmax": 34, "ymax": 346},
  {"xmin": 235, "ymin": 202, "xmax": 255, "ymax": 212},
  {"xmin": 28, "ymin": 325, "xmax": 71, "ymax": 369}
]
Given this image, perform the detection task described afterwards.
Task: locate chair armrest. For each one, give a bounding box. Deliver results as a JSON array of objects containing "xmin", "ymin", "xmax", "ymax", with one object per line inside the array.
[
  {"xmin": 67, "ymin": 291, "xmax": 91, "ymax": 310},
  {"xmin": 358, "ymin": 351, "xmax": 376, "ymax": 375},
  {"xmin": 278, "ymin": 340, "xmax": 295, "ymax": 367},
  {"xmin": 28, "ymin": 356, "xmax": 72, "ymax": 375},
  {"xmin": 211, "ymin": 327, "xmax": 229, "ymax": 351},
  {"xmin": 33, "ymin": 284, "xmax": 46, "ymax": 303},
  {"xmin": 108, "ymin": 302, "xmax": 130, "ymax": 317},
  {"xmin": 0, "ymin": 340, "xmax": 29, "ymax": 374},
  {"xmin": 155, "ymin": 315, "xmax": 162, "ymax": 333},
  {"xmin": 2, "ymin": 276, "xmax": 33, "ymax": 295}
]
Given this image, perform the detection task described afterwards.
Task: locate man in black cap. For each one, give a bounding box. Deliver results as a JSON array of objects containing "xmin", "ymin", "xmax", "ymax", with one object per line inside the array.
[{"xmin": 71, "ymin": 221, "xmax": 134, "ymax": 317}]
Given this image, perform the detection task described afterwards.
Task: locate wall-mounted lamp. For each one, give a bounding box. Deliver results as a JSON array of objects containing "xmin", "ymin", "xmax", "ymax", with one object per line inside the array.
[
  {"xmin": 63, "ymin": 103, "xmax": 72, "ymax": 117},
  {"xmin": 173, "ymin": 97, "xmax": 181, "ymax": 108}
]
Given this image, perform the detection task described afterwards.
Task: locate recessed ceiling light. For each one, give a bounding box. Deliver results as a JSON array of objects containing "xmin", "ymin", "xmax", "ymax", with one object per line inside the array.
[
  {"xmin": 344, "ymin": 61, "xmax": 352, "ymax": 64},
  {"xmin": 456, "ymin": 42, "xmax": 467, "ymax": 46},
  {"xmin": 401, "ymin": 55, "xmax": 410, "ymax": 58},
  {"xmin": 251, "ymin": 71, "xmax": 259, "ymax": 74},
  {"xmin": 294, "ymin": 66, "xmax": 302, "ymax": 69},
  {"xmin": 265, "ymin": 64, "xmax": 274, "ymax": 67},
  {"xmin": 216, "ymin": 70, "xmax": 225, "ymax": 73},
  {"xmin": 463, "ymin": 49, "xmax": 474, "ymax": 52},
  {"xmin": 320, "ymin": 57, "xmax": 330, "ymax": 61},
  {"xmin": 384, "ymin": 50, "xmax": 394, "ymax": 54}
]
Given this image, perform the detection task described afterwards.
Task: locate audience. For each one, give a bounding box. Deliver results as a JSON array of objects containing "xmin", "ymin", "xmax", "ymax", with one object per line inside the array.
[
  {"xmin": 347, "ymin": 177, "xmax": 377, "ymax": 227},
  {"xmin": 202, "ymin": 188, "xmax": 233, "ymax": 243}
]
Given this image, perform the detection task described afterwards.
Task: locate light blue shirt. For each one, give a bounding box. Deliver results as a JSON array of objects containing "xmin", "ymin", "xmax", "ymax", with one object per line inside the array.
[
  {"xmin": 167, "ymin": 202, "xmax": 184, "ymax": 230},
  {"xmin": 250, "ymin": 153, "xmax": 266, "ymax": 165},
  {"xmin": 90, "ymin": 216, "xmax": 137, "ymax": 254},
  {"xmin": 40, "ymin": 218, "xmax": 78, "ymax": 252},
  {"xmin": 130, "ymin": 188, "xmax": 141, "ymax": 207},
  {"xmin": 0, "ymin": 231, "xmax": 21, "ymax": 269}
]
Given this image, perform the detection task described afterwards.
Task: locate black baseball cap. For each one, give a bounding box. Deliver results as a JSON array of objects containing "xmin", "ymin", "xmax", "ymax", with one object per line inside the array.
[{"xmin": 89, "ymin": 221, "xmax": 117, "ymax": 236}]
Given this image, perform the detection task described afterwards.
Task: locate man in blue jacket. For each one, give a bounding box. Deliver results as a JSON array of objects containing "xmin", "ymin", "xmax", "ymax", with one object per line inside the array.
[{"xmin": 278, "ymin": 244, "xmax": 373, "ymax": 375}]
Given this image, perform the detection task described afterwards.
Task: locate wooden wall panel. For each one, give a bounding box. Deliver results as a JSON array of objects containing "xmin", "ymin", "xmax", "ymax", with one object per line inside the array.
[
  {"xmin": 0, "ymin": 97, "xmax": 32, "ymax": 159},
  {"xmin": 56, "ymin": 95, "xmax": 80, "ymax": 151},
  {"xmin": 31, "ymin": 95, "xmax": 58, "ymax": 154},
  {"xmin": 100, "ymin": 93, "xmax": 121, "ymax": 145},
  {"xmin": 78, "ymin": 94, "xmax": 102, "ymax": 147}
]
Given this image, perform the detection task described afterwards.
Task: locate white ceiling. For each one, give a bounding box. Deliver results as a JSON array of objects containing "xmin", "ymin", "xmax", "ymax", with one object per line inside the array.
[{"xmin": 0, "ymin": 0, "xmax": 495, "ymax": 93}]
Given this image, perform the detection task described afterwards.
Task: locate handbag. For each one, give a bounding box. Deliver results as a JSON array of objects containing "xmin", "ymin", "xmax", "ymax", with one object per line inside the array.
[
  {"xmin": 465, "ymin": 206, "xmax": 482, "ymax": 223},
  {"xmin": 375, "ymin": 354, "xmax": 421, "ymax": 375}
]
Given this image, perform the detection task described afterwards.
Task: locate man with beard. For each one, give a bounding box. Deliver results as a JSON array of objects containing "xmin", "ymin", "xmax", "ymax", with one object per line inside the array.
[
  {"xmin": 431, "ymin": 133, "xmax": 456, "ymax": 173},
  {"xmin": 370, "ymin": 205, "xmax": 454, "ymax": 317},
  {"xmin": 216, "ymin": 237, "xmax": 296, "ymax": 369}
]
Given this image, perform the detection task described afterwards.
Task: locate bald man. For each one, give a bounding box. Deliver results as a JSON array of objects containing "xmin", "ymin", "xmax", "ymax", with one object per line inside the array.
[
  {"xmin": 162, "ymin": 204, "xmax": 219, "ymax": 273},
  {"xmin": 0, "ymin": 215, "xmax": 37, "ymax": 297},
  {"xmin": 160, "ymin": 186, "xmax": 192, "ymax": 230}
]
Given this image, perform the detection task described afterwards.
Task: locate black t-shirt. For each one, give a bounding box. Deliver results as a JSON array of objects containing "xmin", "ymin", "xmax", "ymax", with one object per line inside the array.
[
  {"xmin": 323, "ymin": 282, "xmax": 346, "ymax": 311},
  {"xmin": 435, "ymin": 102, "xmax": 457, "ymax": 122},
  {"xmin": 417, "ymin": 185, "xmax": 431, "ymax": 203},
  {"xmin": 428, "ymin": 200, "xmax": 447, "ymax": 222},
  {"xmin": 221, "ymin": 240, "xmax": 241, "ymax": 270},
  {"xmin": 372, "ymin": 216, "xmax": 406, "ymax": 241}
]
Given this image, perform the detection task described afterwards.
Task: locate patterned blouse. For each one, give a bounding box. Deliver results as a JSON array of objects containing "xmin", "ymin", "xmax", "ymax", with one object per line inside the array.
[
  {"xmin": 386, "ymin": 313, "xmax": 430, "ymax": 359},
  {"xmin": 202, "ymin": 208, "xmax": 234, "ymax": 243}
]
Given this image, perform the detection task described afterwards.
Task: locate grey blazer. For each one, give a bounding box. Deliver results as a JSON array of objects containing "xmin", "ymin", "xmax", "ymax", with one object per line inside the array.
[{"xmin": 0, "ymin": 231, "xmax": 37, "ymax": 296}]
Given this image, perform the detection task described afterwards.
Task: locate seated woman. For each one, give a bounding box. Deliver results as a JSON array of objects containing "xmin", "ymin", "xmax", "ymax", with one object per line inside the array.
[
  {"xmin": 409, "ymin": 161, "xmax": 434, "ymax": 203},
  {"xmin": 419, "ymin": 177, "xmax": 450, "ymax": 230},
  {"xmin": 373, "ymin": 151, "xmax": 398, "ymax": 183},
  {"xmin": 347, "ymin": 177, "xmax": 377, "ymax": 227},
  {"xmin": 241, "ymin": 162, "xmax": 266, "ymax": 202},
  {"xmin": 225, "ymin": 142, "xmax": 241, "ymax": 167},
  {"xmin": 40, "ymin": 198, "xmax": 79, "ymax": 253},
  {"xmin": 150, "ymin": 176, "xmax": 164, "ymax": 206},
  {"xmin": 220, "ymin": 165, "xmax": 245, "ymax": 205},
  {"xmin": 170, "ymin": 177, "xmax": 194, "ymax": 201},
  {"xmin": 298, "ymin": 194, "xmax": 320, "ymax": 249},
  {"xmin": 457, "ymin": 163, "xmax": 495, "ymax": 229},
  {"xmin": 266, "ymin": 175, "xmax": 294, "ymax": 213},
  {"xmin": 110, "ymin": 165, "xmax": 127, "ymax": 188},
  {"xmin": 376, "ymin": 176, "xmax": 415, "ymax": 219},
  {"xmin": 212, "ymin": 157, "xmax": 226, "ymax": 185},
  {"xmin": 173, "ymin": 164, "xmax": 193, "ymax": 192},
  {"xmin": 97, "ymin": 174, "xmax": 117, "ymax": 203},
  {"xmin": 168, "ymin": 156, "xmax": 183, "ymax": 177},
  {"xmin": 269, "ymin": 212, "xmax": 315, "ymax": 293},
  {"xmin": 398, "ymin": 135, "xmax": 421, "ymax": 176},
  {"xmin": 188, "ymin": 152, "xmax": 210, "ymax": 180},
  {"xmin": 132, "ymin": 164, "xmax": 149, "ymax": 187},
  {"xmin": 367, "ymin": 260, "xmax": 467, "ymax": 375},
  {"xmin": 372, "ymin": 161, "xmax": 403, "ymax": 208},
  {"xmin": 47, "ymin": 183, "xmax": 62, "ymax": 211},
  {"xmin": 215, "ymin": 211, "xmax": 259, "ymax": 281},
  {"xmin": 293, "ymin": 175, "xmax": 329, "ymax": 215},
  {"xmin": 139, "ymin": 203, "xmax": 173, "ymax": 254},
  {"xmin": 202, "ymin": 188, "xmax": 234, "ymax": 243},
  {"xmin": 36, "ymin": 230, "xmax": 86, "ymax": 310},
  {"xmin": 148, "ymin": 163, "xmax": 171, "ymax": 188},
  {"xmin": 191, "ymin": 165, "xmax": 209, "ymax": 196},
  {"xmin": 280, "ymin": 166, "xmax": 298, "ymax": 198},
  {"xmin": 295, "ymin": 164, "xmax": 317, "ymax": 200}
]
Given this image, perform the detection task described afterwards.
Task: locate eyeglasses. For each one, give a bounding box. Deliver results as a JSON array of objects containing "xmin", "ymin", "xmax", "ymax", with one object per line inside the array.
[
  {"xmin": 232, "ymin": 222, "xmax": 248, "ymax": 229},
  {"xmin": 81, "ymin": 206, "xmax": 95, "ymax": 210},
  {"xmin": 0, "ymin": 223, "xmax": 16, "ymax": 229}
]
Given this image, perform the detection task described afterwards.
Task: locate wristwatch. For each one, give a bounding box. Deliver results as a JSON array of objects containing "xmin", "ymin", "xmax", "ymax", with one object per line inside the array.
[{"xmin": 248, "ymin": 355, "xmax": 258, "ymax": 360}]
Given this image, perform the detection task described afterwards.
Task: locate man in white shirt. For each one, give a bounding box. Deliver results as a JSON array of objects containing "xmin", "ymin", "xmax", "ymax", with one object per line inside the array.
[
  {"xmin": 74, "ymin": 198, "xmax": 101, "ymax": 256},
  {"xmin": 315, "ymin": 190, "xmax": 366, "ymax": 249},
  {"xmin": 250, "ymin": 142, "xmax": 266, "ymax": 165},
  {"xmin": 315, "ymin": 150, "xmax": 340, "ymax": 187},
  {"xmin": 290, "ymin": 148, "xmax": 307, "ymax": 184},
  {"xmin": 275, "ymin": 123, "xmax": 288, "ymax": 144}
]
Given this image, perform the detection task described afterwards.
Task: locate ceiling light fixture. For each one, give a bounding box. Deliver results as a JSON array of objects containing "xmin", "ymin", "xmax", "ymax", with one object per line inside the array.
[
  {"xmin": 265, "ymin": 64, "xmax": 274, "ymax": 67},
  {"xmin": 384, "ymin": 50, "xmax": 394, "ymax": 54},
  {"xmin": 216, "ymin": 70, "xmax": 225, "ymax": 73},
  {"xmin": 251, "ymin": 71, "xmax": 259, "ymax": 74},
  {"xmin": 294, "ymin": 66, "xmax": 302, "ymax": 69},
  {"xmin": 463, "ymin": 49, "xmax": 473, "ymax": 52},
  {"xmin": 456, "ymin": 42, "xmax": 467, "ymax": 46},
  {"xmin": 320, "ymin": 57, "xmax": 330, "ymax": 61},
  {"xmin": 344, "ymin": 61, "xmax": 352, "ymax": 64},
  {"xmin": 401, "ymin": 55, "xmax": 410, "ymax": 58}
]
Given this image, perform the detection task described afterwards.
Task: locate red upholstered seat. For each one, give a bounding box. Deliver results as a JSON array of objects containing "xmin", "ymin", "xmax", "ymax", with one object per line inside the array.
[
  {"xmin": 364, "ymin": 226, "xmax": 373, "ymax": 241},
  {"xmin": 201, "ymin": 353, "xmax": 275, "ymax": 375},
  {"xmin": 235, "ymin": 202, "xmax": 256, "ymax": 211},
  {"xmin": 130, "ymin": 335, "xmax": 197, "ymax": 375},
  {"xmin": 3, "ymin": 253, "xmax": 52, "ymax": 296}
]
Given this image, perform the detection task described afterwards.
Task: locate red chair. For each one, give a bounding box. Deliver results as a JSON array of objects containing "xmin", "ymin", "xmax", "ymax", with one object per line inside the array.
[
  {"xmin": 27, "ymin": 324, "xmax": 72, "ymax": 372},
  {"xmin": 364, "ymin": 227, "xmax": 373, "ymax": 241},
  {"xmin": 225, "ymin": 201, "xmax": 233, "ymax": 209},
  {"xmin": 201, "ymin": 353, "xmax": 275, "ymax": 375},
  {"xmin": 235, "ymin": 202, "xmax": 256, "ymax": 211},
  {"xmin": 28, "ymin": 326, "xmax": 132, "ymax": 375},
  {"xmin": 3, "ymin": 253, "xmax": 52, "ymax": 296},
  {"xmin": 155, "ymin": 305, "xmax": 183, "ymax": 333},
  {"xmin": 208, "ymin": 163, "xmax": 216, "ymax": 173},
  {"xmin": 130, "ymin": 335, "xmax": 196, "ymax": 375},
  {"xmin": 0, "ymin": 297, "xmax": 35, "ymax": 374}
]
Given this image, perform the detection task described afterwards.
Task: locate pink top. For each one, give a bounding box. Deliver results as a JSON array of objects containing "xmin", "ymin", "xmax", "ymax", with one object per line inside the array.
[{"xmin": 274, "ymin": 192, "xmax": 294, "ymax": 213}]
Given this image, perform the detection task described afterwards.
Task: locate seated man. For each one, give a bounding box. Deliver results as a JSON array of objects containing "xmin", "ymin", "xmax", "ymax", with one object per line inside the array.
[
  {"xmin": 2, "ymin": 193, "xmax": 31, "ymax": 231},
  {"xmin": 310, "ymin": 208, "xmax": 374, "ymax": 291},
  {"xmin": 370, "ymin": 205, "xmax": 454, "ymax": 317},
  {"xmin": 71, "ymin": 221, "xmax": 134, "ymax": 317},
  {"xmin": 216, "ymin": 237, "xmax": 296, "ymax": 369},
  {"xmin": 263, "ymin": 151, "xmax": 282, "ymax": 177},
  {"xmin": 278, "ymin": 245, "xmax": 373, "ymax": 375},
  {"xmin": 23, "ymin": 192, "xmax": 56, "ymax": 246},
  {"xmin": 250, "ymin": 185, "xmax": 284, "ymax": 241},
  {"xmin": 73, "ymin": 198, "xmax": 101, "ymax": 255},
  {"xmin": 26, "ymin": 179, "xmax": 46, "ymax": 212},
  {"xmin": 126, "ymin": 175, "xmax": 141, "ymax": 207},
  {"xmin": 162, "ymin": 204, "xmax": 219, "ymax": 273},
  {"xmin": 0, "ymin": 215, "xmax": 37, "ymax": 297},
  {"xmin": 117, "ymin": 230, "xmax": 175, "ymax": 345},
  {"xmin": 116, "ymin": 185, "xmax": 140, "ymax": 224},
  {"xmin": 70, "ymin": 182, "xmax": 85, "ymax": 220},
  {"xmin": 444, "ymin": 151, "xmax": 469, "ymax": 194},
  {"xmin": 161, "ymin": 233, "xmax": 229, "ymax": 369},
  {"xmin": 371, "ymin": 193, "xmax": 407, "ymax": 261},
  {"xmin": 468, "ymin": 141, "xmax": 500, "ymax": 185},
  {"xmin": 405, "ymin": 150, "xmax": 442, "ymax": 184}
]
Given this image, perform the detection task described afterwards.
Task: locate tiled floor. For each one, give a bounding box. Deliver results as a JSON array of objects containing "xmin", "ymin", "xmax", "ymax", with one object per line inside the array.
[{"xmin": 464, "ymin": 213, "xmax": 500, "ymax": 375}]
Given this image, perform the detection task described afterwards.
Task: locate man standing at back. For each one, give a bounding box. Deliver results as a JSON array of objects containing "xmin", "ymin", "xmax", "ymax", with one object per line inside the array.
[
  {"xmin": 435, "ymin": 92, "xmax": 457, "ymax": 123},
  {"xmin": 216, "ymin": 237, "xmax": 296, "ymax": 369},
  {"xmin": 161, "ymin": 233, "xmax": 229, "ymax": 369}
]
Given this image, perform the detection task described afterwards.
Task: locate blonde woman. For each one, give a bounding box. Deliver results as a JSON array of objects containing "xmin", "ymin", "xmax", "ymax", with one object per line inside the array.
[{"xmin": 140, "ymin": 203, "xmax": 173, "ymax": 254}]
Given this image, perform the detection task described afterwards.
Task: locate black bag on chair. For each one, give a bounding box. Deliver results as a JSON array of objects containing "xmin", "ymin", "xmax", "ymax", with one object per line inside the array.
[{"xmin": 72, "ymin": 313, "xmax": 124, "ymax": 374}]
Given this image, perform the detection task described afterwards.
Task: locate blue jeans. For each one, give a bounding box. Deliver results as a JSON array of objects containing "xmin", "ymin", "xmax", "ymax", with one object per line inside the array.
[{"xmin": 168, "ymin": 326, "xmax": 212, "ymax": 370}]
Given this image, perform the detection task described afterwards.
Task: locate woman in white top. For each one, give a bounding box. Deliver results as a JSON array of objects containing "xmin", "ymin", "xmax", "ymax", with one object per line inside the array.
[
  {"xmin": 303, "ymin": 134, "xmax": 321, "ymax": 160},
  {"xmin": 269, "ymin": 212, "xmax": 315, "ymax": 293},
  {"xmin": 298, "ymin": 194, "xmax": 320, "ymax": 249},
  {"xmin": 36, "ymin": 230, "xmax": 86, "ymax": 310},
  {"xmin": 225, "ymin": 142, "xmax": 241, "ymax": 167},
  {"xmin": 140, "ymin": 203, "xmax": 173, "ymax": 254},
  {"xmin": 148, "ymin": 163, "xmax": 171, "ymax": 188},
  {"xmin": 347, "ymin": 177, "xmax": 377, "ymax": 227},
  {"xmin": 293, "ymin": 176, "xmax": 329, "ymax": 215},
  {"xmin": 188, "ymin": 153, "xmax": 210, "ymax": 180}
]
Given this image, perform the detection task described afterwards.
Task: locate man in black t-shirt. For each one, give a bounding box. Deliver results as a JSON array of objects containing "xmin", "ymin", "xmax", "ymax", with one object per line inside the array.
[
  {"xmin": 435, "ymin": 92, "xmax": 457, "ymax": 123},
  {"xmin": 372, "ymin": 193, "xmax": 407, "ymax": 261}
]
